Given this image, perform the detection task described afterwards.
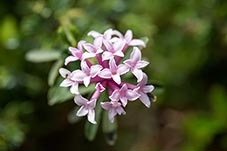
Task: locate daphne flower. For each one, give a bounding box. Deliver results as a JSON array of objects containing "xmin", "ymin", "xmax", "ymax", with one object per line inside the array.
[
  {"xmin": 101, "ymin": 100, "xmax": 126, "ymax": 123},
  {"xmin": 65, "ymin": 40, "xmax": 85, "ymax": 65},
  {"xmin": 83, "ymin": 37, "xmax": 103, "ymax": 59},
  {"xmin": 98, "ymin": 59, "xmax": 129, "ymax": 84},
  {"xmin": 72, "ymin": 61, "xmax": 102, "ymax": 87},
  {"xmin": 59, "ymin": 68, "xmax": 79, "ymax": 94},
  {"xmin": 74, "ymin": 95, "xmax": 97, "ymax": 124},
  {"xmin": 59, "ymin": 28, "xmax": 155, "ymax": 124},
  {"xmin": 136, "ymin": 73, "xmax": 154, "ymax": 108},
  {"xmin": 110, "ymin": 84, "xmax": 140, "ymax": 107},
  {"xmin": 102, "ymin": 39, "xmax": 125, "ymax": 61},
  {"xmin": 124, "ymin": 47, "xmax": 149, "ymax": 82}
]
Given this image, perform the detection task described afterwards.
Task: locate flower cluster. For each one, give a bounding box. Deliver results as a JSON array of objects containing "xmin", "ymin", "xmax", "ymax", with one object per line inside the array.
[{"xmin": 59, "ymin": 29, "xmax": 154, "ymax": 124}]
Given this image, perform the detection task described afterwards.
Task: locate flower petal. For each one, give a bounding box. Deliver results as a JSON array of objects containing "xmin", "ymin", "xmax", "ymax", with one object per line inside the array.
[
  {"xmin": 65, "ymin": 56, "xmax": 79, "ymax": 65},
  {"xmin": 109, "ymin": 90, "xmax": 120, "ymax": 101},
  {"xmin": 118, "ymin": 64, "xmax": 129, "ymax": 75},
  {"xmin": 71, "ymin": 70, "xmax": 86, "ymax": 81},
  {"xmin": 142, "ymin": 85, "xmax": 154, "ymax": 93},
  {"xmin": 130, "ymin": 47, "xmax": 142, "ymax": 63},
  {"xmin": 129, "ymin": 39, "xmax": 146, "ymax": 47},
  {"xmin": 103, "ymin": 40, "xmax": 113, "ymax": 51},
  {"xmin": 101, "ymin": 102, "xmax": 112, "ymax": 110},
  {"xmin": 83, "ymin": 76, "xmax": 91, "ymax": 87},
  {"xmin": 114, "ymin": 50, "xmax": 124, "ymax": 57},
  {"xmin": 88, "ymin": 109, "xmax": 96, "ymax": 124},
  {"xmin": 77, "ymin": 106, "xmax": 88, "ymax": 116},
  {"xmin": 126, "ymin": 90, "xmax": 140, "ymax": 101},
  {"xmin": 98, "ymin": 68, "xmax": 112, "ymax": 79},
  {"xmin": 136, "ymin": 60, "xmax": 149, "ymax": 69},
  {"xmin": 81, "ymin": 61, "xmax": 90, "ymax": 74},
  {"xmin": 109, "ymin": 59, "xmax": 118, "ymax": 72},
  {"xmin": 112, "ymin": 73, "xmax": 121, "ymax": 84},
  {"xmin": 74, "ymin": 95, "xmax": 87, "ymax": 106},
  {"xmin": 82, "ymin": 52, "xmax": 96, "ymax": 60},
  {"xmin": 60, "ymin": 79, "xmax": 72, "ymax": 87},
  {"xmin": 102, "ymin": 51, "xmax": 113, "ymax": 61},
  {"xmin": 83, "ymin": 43, "xmax": 96, "ymax": 53},
  {"xmin": 59, "ymin": 68, "xmax": 70, "ymax": 78},
  {"xmin": 70, "ymin": 83, "xmax": 79, "ymax": 94},
  {"xmin": 132, "ymin": 68, "xmax": 143, "ymax": 82},
  {"xmin": 124, "ymin": 30, "xmax": 133, "ymax": 43},
  {"xmin": 90, "ymin": 65, "xmax": 102, "ymax": 78},
  {"xmin": 120, "ymin": 97, "xmax": 128, "ymax": 107},
  {"xmin": 139, "ymin": 93, "xmax": 151, "ymax": 108},
  {"xmin": 94, "ymin": 36, "xmax": 103, "ymax": 48},
  {"xmin": 109, "ymin": 109, "xmax": 117, "ymax": 123},
  {"xmin": 87, "ymin": 30, "xmax": 101, "ymax": 38},
  {"xmin": 113, "ymin": 39, "xmax": 125, "ymax": 52},
  {"xmin": 116, "ymin": 106, "xmax": 126, "ymax": 115}
]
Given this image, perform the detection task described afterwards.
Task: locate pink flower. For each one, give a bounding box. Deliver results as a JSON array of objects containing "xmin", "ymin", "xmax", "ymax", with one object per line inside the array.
[
  {"xmin": 109, "ymin": 84, "xmax": 140, "ymax": 107},
  {"xmin": 64, "ymin": 40, "xmax": 85, "ymax": 65},
  {"xmin": 74, "ymin": 95, "xmax": 97, "ymax": 124},
  {"xmin": 59, "ymin": 68, "xmax": 79, "ymax": 94},
  {"xmin": 83, "ymin": 37, "xmax": 103, "ymax": 59},
  {"xmin": 101, "ymin": 101, "xmax": 126, "ymax": 123},
  {"xmin": 59, "ymin": 28, "xmax": 155, "ymax": 124},
  {"xmin": 136, "ymin": 73, "xmax": 154, "ymax": 108},
  {"xmin": 98, "ymin": 59, "xmax": 129, "ymax": 84},
  {"xmin": 72, "ymin": 61, "xmax": 102, "ymax": 87},
  {"xmin": 124, "ymin": 47, "xmax": 149, "ymax": 82},
  {"xmin": 122, "ymin": 30, "xmax": 146, "ymax": 47}
]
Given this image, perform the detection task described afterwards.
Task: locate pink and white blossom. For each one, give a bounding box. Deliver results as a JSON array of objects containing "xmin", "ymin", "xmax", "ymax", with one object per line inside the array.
[
  {"xmin": 59, "ymin": 68, "xmax": 79, "ymax": 94},
  {"xmin": 59, "ymin": 28, "xmax": 155, "ymax": 124},
  {"xmin": 72, "ymin": 61, "xmax": 102, "ymax": 87},
  {"xmin": 65, "ymin": 40, "xmax": 85, "ymax": 65},
  {"xmin": 124, "ymin": 47, "xmax": 149, "ymax": 82},
  {"xmin": 101, "ymin": 101, "xmax": 126, "ymax": 123},
  {"xmin": 136, "ymin": 73, "xmax": 154, "ymax": 108},
  {"xmin": 98, "ymin": 59, "xmax": 129, "ymax": 84},
  {"xmin": 109, "ymin": 84, "xmax": 140, "ymax": 107}
]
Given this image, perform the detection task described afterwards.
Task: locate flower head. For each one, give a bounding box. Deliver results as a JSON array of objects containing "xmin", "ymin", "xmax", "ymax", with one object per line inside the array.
[{"xmin": 59, "ymin": 29, "xmax": 155, "ymax": 124}]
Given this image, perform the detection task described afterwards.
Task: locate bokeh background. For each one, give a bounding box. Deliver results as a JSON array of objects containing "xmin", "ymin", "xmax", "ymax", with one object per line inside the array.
[{"xmin": 0, "ymin": 0, "xmax": 227, "ymax": 151}]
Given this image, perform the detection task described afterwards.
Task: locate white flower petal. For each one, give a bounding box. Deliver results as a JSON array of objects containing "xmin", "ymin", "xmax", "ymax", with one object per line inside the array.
[
  {"xmin": 77, "ymin": 106, "xmax": 88, "ymax": 116},
  {"xmin": 126, "ymin": 90, "xmax": 140, "ymax": 101},
  {"xmin": 74, "ymin": 95, "xmax": 88, "ymax": 106},
  {"xmin": 142, "ymin": 85, "xmax": 154, "ymax": 93},
  {"xmin": 70, "ymin": 83, "xmax": 79, "ymax": 94},
  {"xmin": 98, "ymin": 68, "xmax": 112, "ymax": 79},
  {"xmin": 132, "ymin": 68, "xmax": 143, "ymax": 82},
  {"xmin": 64, "ymin": 56, "xmax": 78, "ymax": 65},
  {"xmin": 112, "ymin": 73, "xmax": 121, "ymax": 84},
  {"xmin": 83, "ymin": 76, "xmax": 91, "ymax": 87},
  {"xmin": 139, "ymin": 93, "xmax": 151, "ymax": 108},
  {"xmin": 59, "ymin": 68, "xmax": 70, "ymax": 78},
  {"xmin": 82, "ymin": 52, "xmax": 96, "ymax": 60},
  {"xmin": 129, "ymin": 39, "xmax": 146, "ymax": 47},
  {"xmin": 118, "ymin": 64, "xmax": 129, "ymax": 75},
  {"xmin": 90, "ymin": 65, "xmax": 102, "ymax": 78},
  {"xmin": 102, "ymin": 51, "xmax": 113, "ymax": 61},
  {"xmin": 60, "ymin": 79, "xmax": 72, "ymax": 87},
  {"xmin": 71, "ymin": 70, "xmax": 86, "ymax": 81},
  {"xmin": 88, "ymin": 110, "xmax": 96, "ymax": 124},
  {"xmin": 136, "ymin": 60, "xmax": 149, "ymax": 69}
]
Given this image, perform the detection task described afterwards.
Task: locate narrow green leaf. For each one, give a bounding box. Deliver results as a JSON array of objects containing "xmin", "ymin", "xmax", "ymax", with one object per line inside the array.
[
  {"xmin": 48, "ymin": 59, "xmax": 64, "ymax": 86},
  {"xmin": 25, "ymin": 49, "xmax": 61, "ymax": 63},
  {"xmin": 102, "ymin": 111, "xmax": 117, "ymax": 145},
  {"xmin": 48, "ymin": 86, "xmax": 74, "ymax": 105}
]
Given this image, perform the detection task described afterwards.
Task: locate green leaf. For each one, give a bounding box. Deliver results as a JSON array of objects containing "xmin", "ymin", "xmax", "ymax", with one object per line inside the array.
[
  {"xmin": 84, "ymin": 92, "xmax": 105, "ymax": 141},
  {"xmin": 25, "ymin": 49, "xmax": 61, "ymax": 63},
  {"xmin": 102, "ymin": 111, "xmax": 117, "ymax": 145},
  {"xmin": 48, "ymin": 59, "xmax": 64, "ymax": 86},
  {"xmin": 48, "ymin": 86, "xmax": 74, "ymax": 105}
]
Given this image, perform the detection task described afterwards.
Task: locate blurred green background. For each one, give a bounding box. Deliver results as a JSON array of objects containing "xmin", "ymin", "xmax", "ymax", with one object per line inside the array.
[{"xmin": 0, "ymin": 0, "xmax": 227, "ymax": 151}]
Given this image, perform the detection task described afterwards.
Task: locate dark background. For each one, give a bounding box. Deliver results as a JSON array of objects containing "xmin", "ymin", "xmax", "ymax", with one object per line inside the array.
[{"xmin": 0, "ymin": 0, "xmax": 227, "ymax": 151}]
